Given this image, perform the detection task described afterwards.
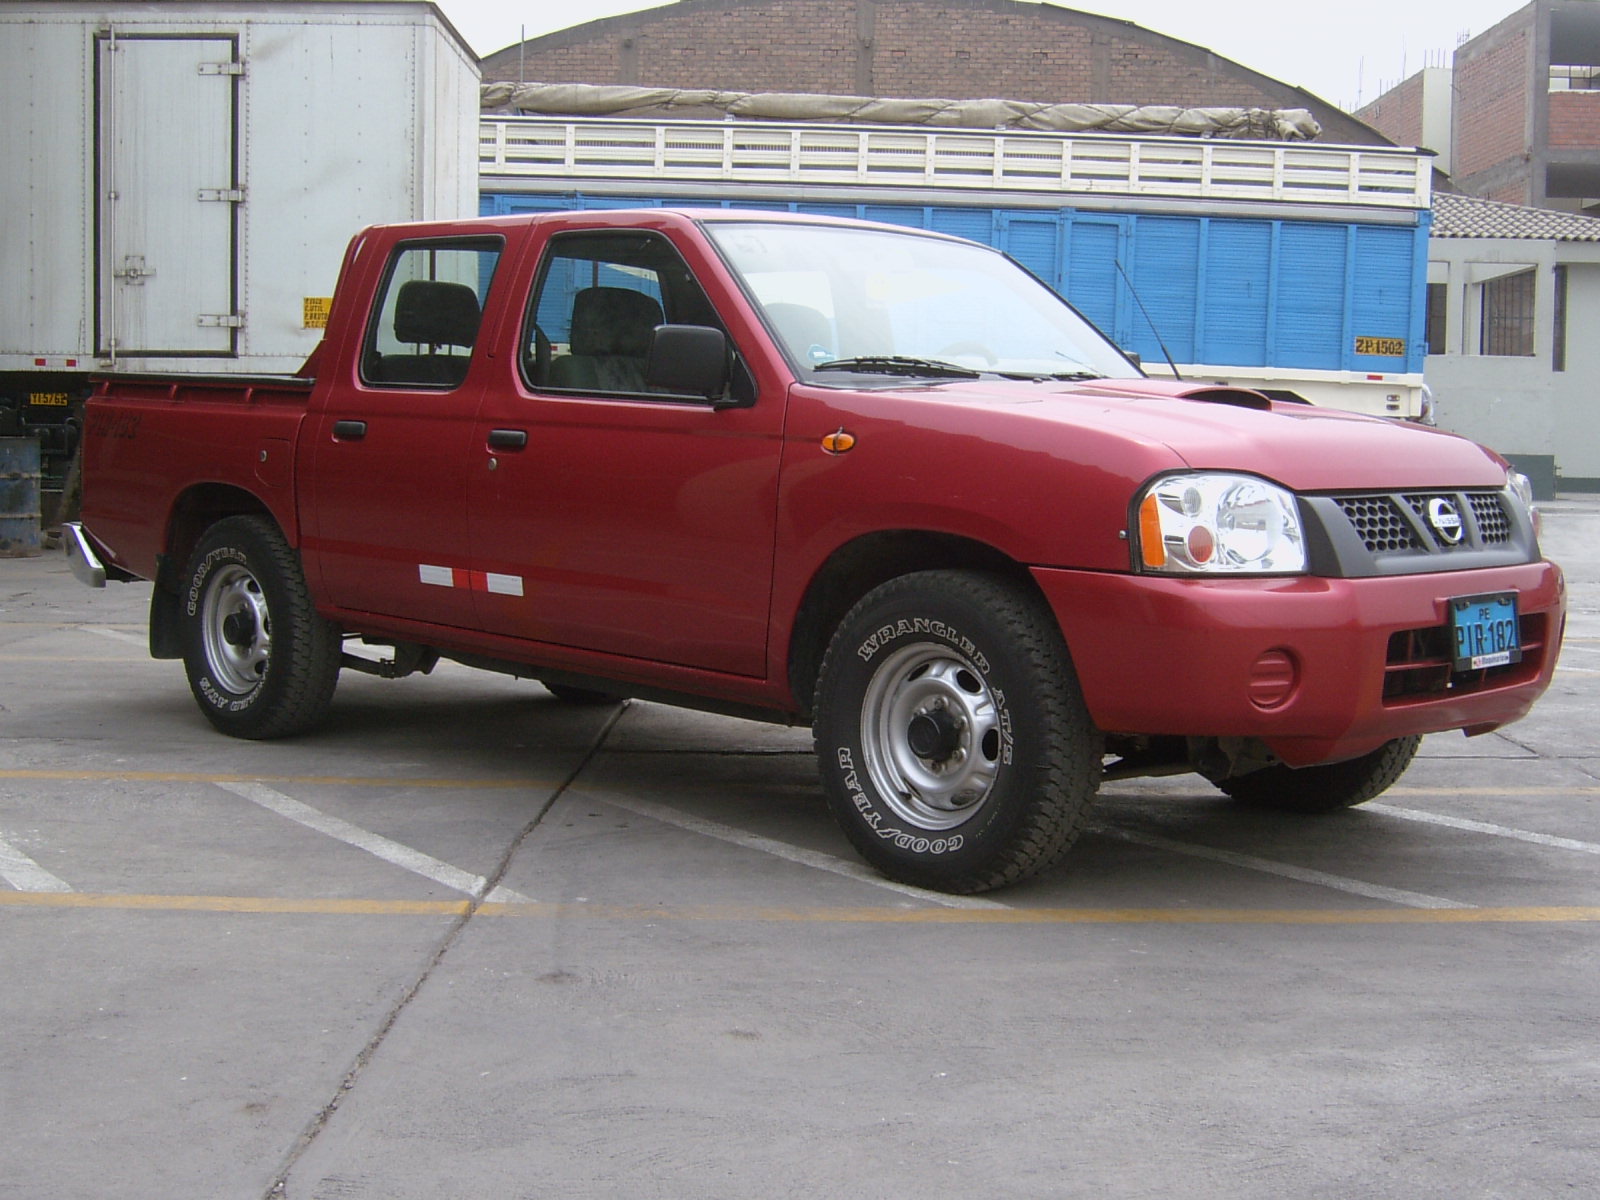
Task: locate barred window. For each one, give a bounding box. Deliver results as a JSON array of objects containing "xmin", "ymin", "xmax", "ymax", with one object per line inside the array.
[
  {"xmin": 1480, "ymin": 269, "xmax": 1535, "ymax": 357},
  {"xmin": 1426, "ymin": 281, "xmax": 1448, "ymax": 355},
  {"xmin": 1553, "ymin": 264, "xmax": 1568, "ymax": 372}
]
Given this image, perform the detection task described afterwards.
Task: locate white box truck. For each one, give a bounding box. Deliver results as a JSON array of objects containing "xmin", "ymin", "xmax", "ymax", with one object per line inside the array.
[{"xmin": 0, "ymin": 0, "xmax": 479, "ymax": 499}]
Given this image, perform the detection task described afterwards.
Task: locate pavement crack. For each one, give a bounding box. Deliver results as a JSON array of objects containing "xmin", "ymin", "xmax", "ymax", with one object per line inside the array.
[{"xmin": 260, "ymin": 702, "xmax": 630, "ymax": 1199}]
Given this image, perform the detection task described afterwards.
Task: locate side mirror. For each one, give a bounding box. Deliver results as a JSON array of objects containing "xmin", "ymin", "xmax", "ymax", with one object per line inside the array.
[{"xmin": 645, "ymin": 324, "xmax": 730, "ymax": 403}]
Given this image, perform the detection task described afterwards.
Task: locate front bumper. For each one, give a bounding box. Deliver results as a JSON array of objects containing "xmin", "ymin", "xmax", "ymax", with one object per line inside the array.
[{"xmin": 1033, "ymin": 560, "xmax": 1566, "ymax": 767}]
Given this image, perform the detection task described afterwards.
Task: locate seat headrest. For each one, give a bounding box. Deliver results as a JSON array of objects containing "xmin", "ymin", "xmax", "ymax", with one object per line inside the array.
[
  {"xmin": 394, "ymin": 279, "xmax": 481, "ymax": 348},
  {"xmin": 569, "ymin": 287, "xmax": 665, "ymax": 357}
]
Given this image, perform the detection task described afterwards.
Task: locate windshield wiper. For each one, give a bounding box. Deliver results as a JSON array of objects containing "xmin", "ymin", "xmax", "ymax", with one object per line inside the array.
[
  {"xmin": 812, "ymin": 356, "xmax": 981, "ymax": 379},
  {"xmin": 980, "ymin": 368, "xmax": 1107, "ymax": 382}
]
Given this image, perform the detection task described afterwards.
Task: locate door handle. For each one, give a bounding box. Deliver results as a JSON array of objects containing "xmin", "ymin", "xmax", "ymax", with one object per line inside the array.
[
  {"xmin": 332, "ymin": 420, "xmax": 367, "ymax": 441},
  {"xmin": 487, "ymin": 428, "xmax": 528, "ymax": 450}
]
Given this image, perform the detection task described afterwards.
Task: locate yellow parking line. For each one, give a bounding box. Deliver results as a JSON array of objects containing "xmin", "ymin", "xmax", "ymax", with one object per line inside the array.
[
  {"xmin": 4, "ymin": 891, "xmax": 1600, "ymax": 924},
  {"xmin": 1392, "ymin": 785, "xmax": 1600, "ymax": 796}
]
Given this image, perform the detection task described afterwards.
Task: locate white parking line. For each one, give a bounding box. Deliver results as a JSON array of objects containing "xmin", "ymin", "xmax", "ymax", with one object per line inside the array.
[
  {"xmin": 595, "ymin": 794, "xmax": 1011, "ymax": 911},
  {"xmin": 0, "ymin": 835, "xmax": 73, "ymax": 893},
  {"xmin": 83, "ymin": 626, "xmax": 147, "ymax": 648},
  {"xmin": 213, "ymin": 781, "xmax": 531, "ymax": 905},
  {"xmin": 1367, "ymin": 803, "xmax": 1600, "ymax": 855},
  {"xmin": 1092, "ymin": 824, "xmax": 1474, "ymax": 909}
]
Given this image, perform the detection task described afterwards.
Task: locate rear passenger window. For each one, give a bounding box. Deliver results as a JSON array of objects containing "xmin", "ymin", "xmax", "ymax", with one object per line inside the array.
[{"xmin": 362, "ymin": 239, "xmax": 502, "ymax": 389}]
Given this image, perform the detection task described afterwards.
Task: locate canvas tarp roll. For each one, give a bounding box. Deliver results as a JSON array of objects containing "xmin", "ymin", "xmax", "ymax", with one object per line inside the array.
[{"xmin": 480, "ymin": 82, "xmax": 1322, "ymax": 140}]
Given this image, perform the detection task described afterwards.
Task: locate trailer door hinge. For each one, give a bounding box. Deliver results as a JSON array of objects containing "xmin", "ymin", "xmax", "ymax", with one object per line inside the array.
[
  {"xmin": 198, "ymin": 61, "xmax": 245, "ymax": 76},
  {"xmin": 197, "ymin": 188, "xmax": 246, "ymax": 203},
  {"xmin": 198, "ymin": 314, "xmax": 246, "ymax": 329}
]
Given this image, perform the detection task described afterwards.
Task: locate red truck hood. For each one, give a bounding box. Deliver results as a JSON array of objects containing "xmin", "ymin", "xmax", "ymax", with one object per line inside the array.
[{"xmin": 897, "ymin": 376, "xmax": 1509, "ymax": 491}]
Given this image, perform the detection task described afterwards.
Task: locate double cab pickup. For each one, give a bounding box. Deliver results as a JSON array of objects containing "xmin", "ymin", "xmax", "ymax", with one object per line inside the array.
[{"xmin": 66, "ymin": 209, "xmax": 1566, "ymax": 892}]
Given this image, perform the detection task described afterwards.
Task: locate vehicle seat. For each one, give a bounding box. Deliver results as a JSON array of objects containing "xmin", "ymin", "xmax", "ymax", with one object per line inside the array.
[
  {"xmin": 370, "ymin": 279, "xmax": 481, "ymax": 387},
  {"xmin": 549, "ymin": 287, "xmax": 664, "ymax": 392}
]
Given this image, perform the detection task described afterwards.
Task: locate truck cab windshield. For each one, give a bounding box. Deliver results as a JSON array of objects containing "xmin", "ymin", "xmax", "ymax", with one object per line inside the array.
[{"xmin": 706, "ymin": 220, "xmax": 1143, "ymax": 384}]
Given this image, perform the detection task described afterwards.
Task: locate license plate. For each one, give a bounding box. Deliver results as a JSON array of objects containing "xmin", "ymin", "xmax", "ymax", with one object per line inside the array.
[{"xmin": 1450, "ymin": 593, "xmax": 1521, "ymax": 672}]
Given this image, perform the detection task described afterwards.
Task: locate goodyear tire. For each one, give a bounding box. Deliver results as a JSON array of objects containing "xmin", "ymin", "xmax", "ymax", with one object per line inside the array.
[
  {"xmin": 814, "ymin": 570, "xmax": 1102, "ymax": 894},
  {"xmin": 1217, "ymin": 735, "xmax": 1421, "ymax": 813},
  {"xmin": 180, "ymin": 515, "xmax": 340, "ymax": 740}
]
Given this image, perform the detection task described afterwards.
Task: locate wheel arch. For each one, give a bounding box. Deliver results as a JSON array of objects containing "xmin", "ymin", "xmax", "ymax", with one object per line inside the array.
[
  {"xmin": 786, "ymin": 530, "xmax": 1039, "ymax": 722},
  {"xmin": 150, "ymin": 486, "xmax": 283, "ymax": 660}
]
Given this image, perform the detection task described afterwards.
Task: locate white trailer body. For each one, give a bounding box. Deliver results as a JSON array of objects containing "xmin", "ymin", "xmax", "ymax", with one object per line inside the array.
[{"xmin": 0, "ymin": 1, "xmax": 478, "ymax": 383}]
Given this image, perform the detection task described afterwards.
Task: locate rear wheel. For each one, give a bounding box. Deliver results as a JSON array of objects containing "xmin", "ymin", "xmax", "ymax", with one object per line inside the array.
[
  {"xmin": 814, "ymin": 570, "xmax": 1101, "ymax": 893},
  {"xmin": 1217, "ymin": 736, "xmax": 1421, "ymax": 813},
  {"xmin": 180, "ymin": 515, "xmax": 340, "ymax": 739}
]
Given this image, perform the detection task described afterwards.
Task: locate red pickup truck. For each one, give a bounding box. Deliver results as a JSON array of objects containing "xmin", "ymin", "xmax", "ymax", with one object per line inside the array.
[{"xmin": 66, "ymin": 208, "xmax": 1566, "ymax": 893}]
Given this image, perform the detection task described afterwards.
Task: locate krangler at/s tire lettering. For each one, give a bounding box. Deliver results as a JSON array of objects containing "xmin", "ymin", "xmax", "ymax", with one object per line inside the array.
[
  {"xmin": 813, "ymin": 569, "xmax": 1103, "ymax": 894},
  {"xmin": 180, "ymin": 515, "xmax": 341, "ymax": 740}
]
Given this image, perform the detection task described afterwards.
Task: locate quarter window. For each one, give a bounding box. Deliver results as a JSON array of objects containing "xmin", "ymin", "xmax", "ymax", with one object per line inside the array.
[{"xmin": 362, "ymin": 240, "xmax": 502, "ymax": 389}]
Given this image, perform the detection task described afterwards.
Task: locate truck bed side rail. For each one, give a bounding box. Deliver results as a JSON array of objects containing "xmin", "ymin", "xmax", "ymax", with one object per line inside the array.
[{"xmin": 479, "ymin": 117, "xmax": 1431, "ymax": 211}]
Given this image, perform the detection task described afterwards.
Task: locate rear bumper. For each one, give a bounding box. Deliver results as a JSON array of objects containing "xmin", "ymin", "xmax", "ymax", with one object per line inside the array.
[
  {"xmin": 62, "ymin": 522, "xmax": 107, "ymax": 587},
  {"xmin": 1032, "ymin": 560, "xmax": 1566, "ymax": 766}
]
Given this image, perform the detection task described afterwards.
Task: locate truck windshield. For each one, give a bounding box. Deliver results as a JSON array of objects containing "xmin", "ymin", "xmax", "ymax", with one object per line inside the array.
[{"xmin": 706, "ymin": 221, "xmax": 1142, "ymax": 383}]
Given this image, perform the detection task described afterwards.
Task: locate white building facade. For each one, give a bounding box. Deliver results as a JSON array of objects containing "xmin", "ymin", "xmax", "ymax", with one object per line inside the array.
[{"xmin": 1426, "ymin": 192, "xmax": 1600, "ymax": 496}]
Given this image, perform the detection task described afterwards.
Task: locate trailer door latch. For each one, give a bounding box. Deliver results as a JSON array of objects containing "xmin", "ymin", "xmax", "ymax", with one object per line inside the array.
[{"xmin": 113, "ymin": 256, "xmax": 154, "ymax": 284}]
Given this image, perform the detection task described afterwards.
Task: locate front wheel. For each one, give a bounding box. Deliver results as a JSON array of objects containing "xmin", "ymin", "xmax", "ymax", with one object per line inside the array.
[
  {"xmin": 813, "ymin": 571, "xmax": 1102, "ymax": 894},
  {"xmin": 1216, "ymin": 736, "xmax": 1421, "ymax": 813},
  {"xmin": 180, "ymin": 515, "xmax": 341, "ymax": 739}
]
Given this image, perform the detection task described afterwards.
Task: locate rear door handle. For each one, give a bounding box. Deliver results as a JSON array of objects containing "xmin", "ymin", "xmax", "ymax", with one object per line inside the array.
[
  {"xmin": 332, "ymin": 420, "xmax": 367, "ymax": 441},
  {"xmin": 487, "ymin": 428, "xmax": 528, "ymax": 450}
]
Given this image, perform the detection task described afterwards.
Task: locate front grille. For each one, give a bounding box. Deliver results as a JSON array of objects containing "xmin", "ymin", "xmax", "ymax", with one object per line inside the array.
[
  {"xmin": 1330, "ymin": 490, "xmax": 1513, "ymax": 558},
  {"xmin": 1335, "ymin": 496, "xmax": 1421, "ymax": 553},
  {"xmin": 1469, "ymin": 493, "xmax": 1511, "ymax": 543}
]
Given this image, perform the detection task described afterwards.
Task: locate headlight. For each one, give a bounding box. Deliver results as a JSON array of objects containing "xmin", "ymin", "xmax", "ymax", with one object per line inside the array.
[
  {"xmin": 1507, "ymin": 468, "xmax": 1535, "ymax": 510},
  {"xmin": 1507, "ymin": 467, "xmax": 1541, "ymax": 538},
  {"xmin": 1134, "ymin": 472, "xmax": 1307, "ymax": 574}
]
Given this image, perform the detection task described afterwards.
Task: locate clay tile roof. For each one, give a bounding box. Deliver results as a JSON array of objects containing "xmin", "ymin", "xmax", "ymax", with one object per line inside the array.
[{"xmin": 1432, "ymin": 191, "xmax": 1600, "ymax": 241}]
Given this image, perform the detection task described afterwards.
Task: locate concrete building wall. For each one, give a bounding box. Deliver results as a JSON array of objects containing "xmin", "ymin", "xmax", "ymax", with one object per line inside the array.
[
  {"xmin": 1357, "ymin": 66, "xmax": 1454, "ymax": 170},
  {"xmin": 481, "ymin": 0, "xmax": 1391, "ymax": 145},
  {"xmin": 1427, "ymin": 240, "xmax": 1600, "ymax": 489}
]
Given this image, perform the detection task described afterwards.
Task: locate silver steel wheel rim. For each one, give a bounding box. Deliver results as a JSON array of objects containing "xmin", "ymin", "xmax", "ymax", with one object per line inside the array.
[
  {"xmin": 200, "ymin": 563, "xmax": 271, "ymax": 696},
  {"xmin": 858, "ymin": 642, "xmax": 1003, "ymax": 831}
]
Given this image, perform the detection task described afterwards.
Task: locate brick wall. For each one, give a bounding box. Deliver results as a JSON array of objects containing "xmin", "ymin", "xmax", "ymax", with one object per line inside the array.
[
  {"xmin": 1357, "ymin": 73, "xmax": 1425, "ymax": 147},
  {"xmin": 1453, "ymin": 30, "xmax": 1530, "ymax": 179},
  {"xmin": 481, "ymin": 0, "xmax": 1387, "ymax": 142},
  {"xmin": 1548, "ymin": 90, "xmax": 1600, "ymax": 148}
]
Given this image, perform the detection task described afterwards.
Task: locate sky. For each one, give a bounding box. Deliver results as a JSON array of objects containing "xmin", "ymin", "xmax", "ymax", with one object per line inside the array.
[{"xmin": 437, "ymin": 0, "xmax": 1527, "ymax": 113}]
